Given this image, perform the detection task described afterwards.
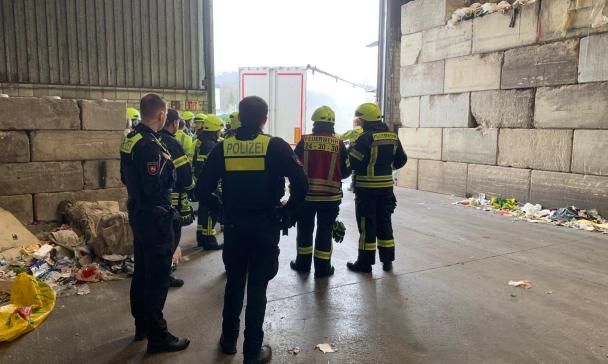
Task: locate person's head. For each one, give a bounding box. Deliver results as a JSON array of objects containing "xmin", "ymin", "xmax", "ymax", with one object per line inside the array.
[
  {"xmin": 311, "ymin": 105, "xmax": 336, "ymax": 133},
  {"xmin": 229, "ymin": 111, "xmax": 241, "ymax": 130},
  {"xmin": 178, "ymin": 119, "xmax": 186, "ymax": 130},
  {"xmin": 193, "ymin": 113, "xmax": 207, "ymax": 133},
  {"xmin": 182, "ymin": 111, "xmax": 195, "ymax": 129},
  {"xmin": 354, "ymin": 103, "xmax": 382, "ymax": 126},
  {"xmin": 239, "ymin": 96, "xmax": 268, "ymax": 129},
  {"xmin": 203, "ymin": 114, "xmax": 223, "ymax": 139},
  {"xmin": 163, "ymin": 109, "xmax": 180, "ymax": 134},
  {"xmin": 127, "ymin": 107, "xmax": 141, "ymax": 127},
  {"xmin": 140, "ymin": 93, "xmax": 167, "ymax": 132},
  {"xmin": 352, "ymin": 117, "xmax": 363, "ymax": 128}
]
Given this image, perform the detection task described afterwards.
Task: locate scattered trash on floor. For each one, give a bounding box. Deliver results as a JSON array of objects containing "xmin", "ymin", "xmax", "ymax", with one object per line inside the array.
[
  {"xmin": 546, "ymin": 291, "xmax": 553, "ymax": 295},
  {"xmin": 288, "ymin": 346, "xmax": 300, "ymax": 355},
  {"xmin": 455, "ymin": 196, "xmax": 608, "ymax": 235},
  {"xmin": 0, "ymin": 202, "xmax": 141, "ymax": 300},
  {"xmin": 76, "ymin": 284, "xmax": 91, "ymax": 296},
  {"xmin": 508, "ymin": 280, "xmax": 532, "ymax": 289},
  {"xmin": 315, "ymin": 343, "xmax": 336, "ymax": 353},
  {"xmin": 0, "ymin": 273, "xmax": 56, "ymax": 342}
]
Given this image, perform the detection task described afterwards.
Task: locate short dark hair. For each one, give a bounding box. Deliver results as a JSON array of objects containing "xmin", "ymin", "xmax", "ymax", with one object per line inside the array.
[
  {"xmin": 163, "ymin": 108, "xmax": 180, "ymax": 129},
  {"xmin": 239, "ymin": 96, "xmax": 268, "ymax": 127},
  {"xmin": 178, "ymin": 119, "xmax": 185, "ymax": 129},
  {"xmin": 140, "ymin": 93, "xmax": 167, "ymax": 120}
]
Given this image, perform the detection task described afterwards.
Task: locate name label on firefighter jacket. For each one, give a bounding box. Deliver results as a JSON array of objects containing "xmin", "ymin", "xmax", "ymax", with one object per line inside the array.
[{"xmin": 304, "ymin": 136, "xmax": 339, "ymax": 153}]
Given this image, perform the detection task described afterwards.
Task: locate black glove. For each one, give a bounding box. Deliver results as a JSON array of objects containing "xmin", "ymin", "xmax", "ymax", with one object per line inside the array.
[{"xmin": 275, "ymin": 207, "xmax": 295, "ymax": 236}]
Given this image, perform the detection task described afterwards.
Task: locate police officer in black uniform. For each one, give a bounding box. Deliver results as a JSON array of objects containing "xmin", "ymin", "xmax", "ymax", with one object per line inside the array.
[
  {"xmin": 346, "ymin": 103, "xmax": 407, "ymax": 273},
  {"xmin": 158, "ymin": 108, "xmax": 196, "ymax": 288},
  {"xmin": 197, "ymin": 96, "xmax": 308, "ymax": 364},
  {"xmin": 120, "ymin": 93, "xmax": 190, "ymax": 354}
]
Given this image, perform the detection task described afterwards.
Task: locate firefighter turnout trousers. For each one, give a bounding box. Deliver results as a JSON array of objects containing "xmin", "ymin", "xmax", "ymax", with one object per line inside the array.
[
  {"xmin": 295, "ymin": 202, "xmax": 339, "ymax": 273},
  {"xmin": 196, "ymin": 203, "xmax": 218, "ymax": 246},
  {"xmin": 355, "ymin": 189, "xmax": 397, "ymax": 265}
]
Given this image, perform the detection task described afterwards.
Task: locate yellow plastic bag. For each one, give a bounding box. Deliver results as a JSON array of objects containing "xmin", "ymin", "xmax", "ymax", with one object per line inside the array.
[{"xmin": 0, "ymin": 273, "xmax": 56, "ymax": 342}]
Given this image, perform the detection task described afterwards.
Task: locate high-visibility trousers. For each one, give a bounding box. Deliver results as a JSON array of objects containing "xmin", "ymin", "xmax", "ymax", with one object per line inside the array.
[
  {"xmin": 295, "ymin": 201, "xmax": 339, "ymax": 272},
  {"xmin": 354, "ymin": 189, "xmax": 397, "ymax": 265}
]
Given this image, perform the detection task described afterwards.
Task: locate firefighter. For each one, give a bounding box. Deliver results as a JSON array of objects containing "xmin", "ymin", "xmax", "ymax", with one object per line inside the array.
[
  {"xmin": 127, "ymin": 107, "xmax": 141, "ymax": 128},
  {"xmin": 175, "ymin": 118, "xmax": 195, "ymax": 162},
  {"xmin": 192, "ymin": 113, "xmax": 207, "ymax": 137},
  {"xmin": 158, "ymin": 109, "xmax": 196, "ymax": 288},
  {"xmin": 347, "ymin": 103, "xmax": 407, "ymax": 273},
  {"xmin": 196, "ymin": 96, "xmax": 308, "ymax": 364},
  {"xmin": 193, "ymin": 114, "xmax": 224, "ymax": 250},
  {"xmin": 338, "ymin": 118, "xmax": 364, "ymax": 192},
  {"xmin": 182, "ymin": 111, "xmax": 196, "ymax": 136},
  {"xmin": 222, "ymin": 111, "xmax": 241, "ymax": 138},
  {"xmin": 120, "ymin": 94, "xmax": 189, "ymax": 353},
  {"xmin": 290, "ymin": 106, "xmax": 351, "ymax": 279}
]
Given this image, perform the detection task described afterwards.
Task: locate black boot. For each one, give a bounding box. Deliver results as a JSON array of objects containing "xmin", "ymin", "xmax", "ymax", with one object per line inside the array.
[
  {"xmin": 382, "ymin": 261, "xmax": 393, "ymax": 272},
  {"xmin": 314, "ymin": 266, "xmax": 335, "ymax": 279},
  {"xmin": 198, "ymin": 236, "xmax": 224, "ymax": 250},
  {"xmin": 347, "ymin": 260, "xmax": 372, "ymax": 273},
  {"xmin": 146, "ymin": 333, "xmax": 190, "ymax": 354},
  {"xmin": 290, "ymin": 260, "xmax": 311, "ymax": 273},
  {"xmin": 169, "ymin": 275, "xmax": 184, "ymax": 288},
  {"xmin": 244, "ymin": 344, "xmax": 272, "ymax": 364},
  {"xmin": 134, "ymin": 325, "xmax": 147, "ymax": 341},
  {"xmin": 219, "ymin": 334, "xmax": 237, "ymax": 355}
]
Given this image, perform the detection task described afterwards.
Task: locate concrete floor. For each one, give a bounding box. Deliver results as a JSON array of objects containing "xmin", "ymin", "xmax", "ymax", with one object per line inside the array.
[{"xmin": 1, "ymin": 187, "xmax": 608, "ymax": 363}]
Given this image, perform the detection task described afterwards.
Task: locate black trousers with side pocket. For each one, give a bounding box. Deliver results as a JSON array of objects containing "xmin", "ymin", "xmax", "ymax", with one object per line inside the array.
[
  {"xmin": 129, "ymin": 205, "xmax": 179, "ymax": 343},
  {"xmin": 221, "ymin": 210, "xmax": 280, "ymax": 360}
]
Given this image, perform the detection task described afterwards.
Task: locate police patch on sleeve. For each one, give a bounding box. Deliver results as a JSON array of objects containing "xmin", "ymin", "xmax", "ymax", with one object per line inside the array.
[{"xmin": 147, "ymin": 162, "xmax": 159, "ymax": 175}]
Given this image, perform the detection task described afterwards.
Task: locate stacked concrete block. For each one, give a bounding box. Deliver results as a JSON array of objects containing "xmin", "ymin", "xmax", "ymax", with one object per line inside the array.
[
  {"xmin": 420, "ymin": 93, "xmax": 472, "ymax": 128},
  {"xmin": 401, "ymin": 61, "xmax": 445, "ymax": 97},
  {"xmin": 471, "ymin": 89, "xmax": 534, "ymax": 128},
  {"xmin": 395, "ymin": 0, "xmax": 608, "ymax": 211},
  {"xmin": 534, "ymin": 83, "xmax": 608, "ymax": 129},
  {"xmin": 501, "ymin": 40, "xmax": 579, "ymax": 89},
  {"xmin": 421, "ymin": 21, "xmax": 472, "ymax": 63},
  {"xmin": 579, "ymin": 33, "xmax": 608, "ymax": 83},
  {"xmin": 400, "ymin": 97, "xmax": 420, "ymax": 128},
  {"xmin": 0, "ymin": 96, "xmax": 127, "ymax": 223},
  {"xmin": 399, "ymin": 128, "xmax": 442, "ymax": 160},
  {"xmin": 571, "ymin": 130, "xmax": 608, "ymax": 176},
  {"xmin": 498, "ymin": 129, "xmax": 573, "ymax": 172},
  {"xmin": 472, "ymin": 5, "xmax": 537, "ymax": 54},
  {"xmin": 418, "ymin": 160, "xmax": 467, "ymax": 196},
  {"xmin": 442, "ymin": 128, "xmax": 498, "ymax": 165},
  {"xmin": 444, "ymin": 53, "xmax": 503, "ymax": 93},
  {"xmin": 540, "ymin": 0, "xmax": 608, "ymax": 42}
]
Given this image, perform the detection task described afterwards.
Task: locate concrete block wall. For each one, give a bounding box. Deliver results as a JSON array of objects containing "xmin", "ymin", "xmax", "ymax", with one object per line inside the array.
[
  {"xmin": 0, "ymin": 96, "xmax": 128, "ymax": 226},
  {"xmin": 397, "ymin": 0, "xmax": 608, "ymax": 215}
]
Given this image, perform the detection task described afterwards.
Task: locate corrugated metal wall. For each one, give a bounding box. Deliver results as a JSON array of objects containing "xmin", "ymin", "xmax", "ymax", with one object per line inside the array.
[{"xmin": 0, "ymin": 0, "xmax": 206, "ymax": 90}]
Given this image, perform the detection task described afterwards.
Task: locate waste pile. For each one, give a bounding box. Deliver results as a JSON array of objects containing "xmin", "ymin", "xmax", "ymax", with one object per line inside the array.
[
  {"xmin": 456, "ymin": 194, "xmax": 608, "ymax": 234},
  {"xmin": 447, "ymin": 0, "xmax": 537, "ymax": 28},
  {"xmin": 0, "ymin": 201, "xmax": 135, "ymax": 300}
]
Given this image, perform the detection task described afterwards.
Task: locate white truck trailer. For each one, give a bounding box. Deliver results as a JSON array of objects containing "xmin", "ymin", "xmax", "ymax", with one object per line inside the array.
[{"xmin": 239, "ymin": 66, "xmax": 375, "ymax": 146}]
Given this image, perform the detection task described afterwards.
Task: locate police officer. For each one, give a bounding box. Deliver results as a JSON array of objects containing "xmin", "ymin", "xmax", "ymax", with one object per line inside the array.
[
  {"xmin": 346, "ymin": 103, "xmax": 407, "ymax": 273},
  {"xmin": 120, "ymin": 93, "xmax": 189, "ymax": 353},
  {"xmin": 197, "ymin": 96, "xmax": 308, "ymax": 364},
  {"xmin": 290, "ymin": 106, "xmax": 351, "ymax": 279},
  {"xmin": 193, "ymin": 114, "xmax": 224, "ymax": 250},
  {"xmin": 158, "ymin": 109, "xmax": 196, "ymax": 288}
]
